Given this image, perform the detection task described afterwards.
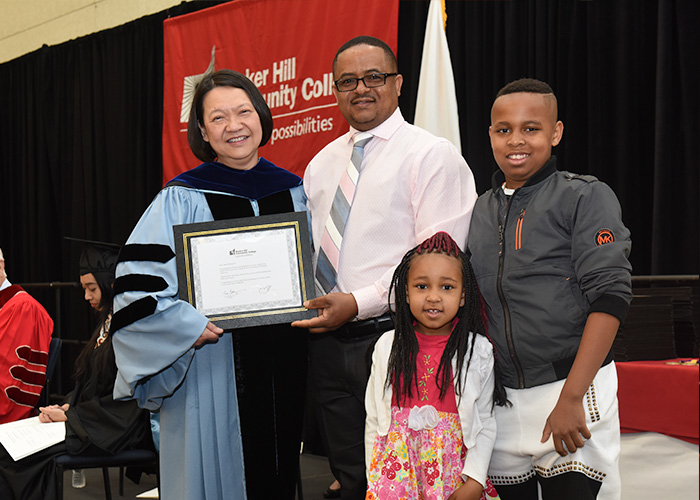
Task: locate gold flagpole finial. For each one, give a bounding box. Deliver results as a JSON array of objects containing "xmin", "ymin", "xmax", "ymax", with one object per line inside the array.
[{"xmin": 441, "ymin": 0, "xmax": 447, "ymax": 30}]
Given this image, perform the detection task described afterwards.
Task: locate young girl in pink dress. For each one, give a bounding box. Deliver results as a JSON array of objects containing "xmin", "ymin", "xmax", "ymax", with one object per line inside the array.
[{"xmin": 365, "ymin": 232, "xmax": 506, "ymax": 500}]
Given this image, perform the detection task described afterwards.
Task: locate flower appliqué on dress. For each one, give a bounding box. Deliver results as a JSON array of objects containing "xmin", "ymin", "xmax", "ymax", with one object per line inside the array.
[{"xmin": 418, "ymin": 353, "xmax": 435, "ymax": 401}]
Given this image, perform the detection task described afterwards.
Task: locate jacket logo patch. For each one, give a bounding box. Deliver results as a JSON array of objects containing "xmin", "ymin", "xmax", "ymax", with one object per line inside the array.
[{"xmin": 595, "ymin": 229, "xmax": 615, "ymax": 245}]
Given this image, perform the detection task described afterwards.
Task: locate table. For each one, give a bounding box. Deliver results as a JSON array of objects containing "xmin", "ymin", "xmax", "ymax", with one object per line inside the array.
[
  {"xmin": 615, "ymin": 359, "xmax": 699, "ymax": 499},
  {"xmin": 616, "ymin": 358, "xmax": 698, "ymax": 443}
]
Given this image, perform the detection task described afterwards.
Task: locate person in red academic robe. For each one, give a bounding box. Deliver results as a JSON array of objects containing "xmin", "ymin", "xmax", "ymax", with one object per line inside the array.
[{"xmin": 0, "ymin": 248, "xmax": 54, "ymax": 424}]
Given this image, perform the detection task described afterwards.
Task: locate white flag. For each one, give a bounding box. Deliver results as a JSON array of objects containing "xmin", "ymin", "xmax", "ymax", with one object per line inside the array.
[{"xmin": 414, "ymin": 0, "xmax": 462, "ymax": 153}]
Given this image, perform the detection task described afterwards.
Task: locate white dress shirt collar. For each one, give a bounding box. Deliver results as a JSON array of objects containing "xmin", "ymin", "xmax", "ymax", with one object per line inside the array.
[{"xmin": 347, "ymin": 107, "xmax": 404, "ymax": 144}]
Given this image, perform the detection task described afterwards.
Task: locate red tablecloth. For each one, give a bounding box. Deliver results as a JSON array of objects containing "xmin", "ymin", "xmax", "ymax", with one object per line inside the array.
[{"xmin": 615, "ymin": 359, "xmax": 699, "ymax": 444}]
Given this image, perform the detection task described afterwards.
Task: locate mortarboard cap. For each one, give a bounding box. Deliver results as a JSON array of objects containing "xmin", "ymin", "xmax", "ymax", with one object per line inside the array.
[{"xmin": 65, "ymin": 237, "xmax": 120, "ymax": 276}]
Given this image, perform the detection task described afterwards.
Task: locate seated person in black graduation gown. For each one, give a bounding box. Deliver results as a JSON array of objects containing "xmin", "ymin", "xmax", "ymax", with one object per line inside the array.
[{"xmin": 0, "ymin": 241, "xmax": 152, "ymax": 500}]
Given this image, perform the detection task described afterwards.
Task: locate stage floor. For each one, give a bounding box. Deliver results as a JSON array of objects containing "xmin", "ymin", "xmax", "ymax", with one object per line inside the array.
[{"xmin": 62, "ymin": 452, "xmax": 334, "ymax": 500}]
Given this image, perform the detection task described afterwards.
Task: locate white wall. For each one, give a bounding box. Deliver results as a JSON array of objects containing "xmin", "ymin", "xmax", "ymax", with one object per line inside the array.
[{"xmin": 0, "ymin": 0, "xmax": 184, "ymax": 64}]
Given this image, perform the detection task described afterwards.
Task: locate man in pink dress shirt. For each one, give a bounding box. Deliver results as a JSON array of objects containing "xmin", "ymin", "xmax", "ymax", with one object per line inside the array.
[{"xmin": 293, "ymin": 36, "xmax": 477, "ymax": 499}]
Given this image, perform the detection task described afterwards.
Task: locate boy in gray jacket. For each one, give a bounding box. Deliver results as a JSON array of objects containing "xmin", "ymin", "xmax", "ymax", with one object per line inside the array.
[{"xmin": 468, "ymin": 78, "xmax": 631, "ymax": 500}]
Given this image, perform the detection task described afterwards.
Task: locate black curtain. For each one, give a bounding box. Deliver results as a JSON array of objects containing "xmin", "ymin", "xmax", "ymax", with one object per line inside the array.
[
  {"xmin": 397, "ymin": 0, "xmax": 699, "ymax": 277},
  {"xmin": 0, "ymin": 0, "xmax": 697, "ymax": 389},
  {"xmin": 0, "ymin": 1, "xmax": 228, "ymax": 392},
  {"xmin": 1, "ymin": 2, "xmax": 232, "ymax": 284}
]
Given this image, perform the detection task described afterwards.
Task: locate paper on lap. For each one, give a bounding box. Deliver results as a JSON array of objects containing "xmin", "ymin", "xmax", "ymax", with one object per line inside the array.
[{"xmin": 0, "ymin": 416, "xmax": 66, "ymax": 461}]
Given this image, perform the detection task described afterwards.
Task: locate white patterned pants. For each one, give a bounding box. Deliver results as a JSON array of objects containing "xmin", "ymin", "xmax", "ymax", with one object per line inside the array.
[{"xmin": 488, "ymin": 363, "xmax": 621, "ymax": 500}]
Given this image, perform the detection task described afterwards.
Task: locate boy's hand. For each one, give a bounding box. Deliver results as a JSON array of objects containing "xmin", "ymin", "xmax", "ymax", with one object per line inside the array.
[
  {"xmin": 540, "ymin": 312, "xmax": 619, "ymax": 457},
  {"xmin": 541, "ymin": 396, "xmax": 591, "ymax": 456},
  {"xmin": 447, "ymin": 477, "xmax": 484, "ymax": 500}
]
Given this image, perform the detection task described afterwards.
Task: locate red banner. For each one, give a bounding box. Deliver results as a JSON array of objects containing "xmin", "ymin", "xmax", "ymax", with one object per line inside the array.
[{"xmin": 162, "ymin": 0, "xmax": 399, "ymax": 185}]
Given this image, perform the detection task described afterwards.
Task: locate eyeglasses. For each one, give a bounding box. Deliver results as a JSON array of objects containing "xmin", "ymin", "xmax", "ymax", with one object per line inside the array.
[{"xmin": 334, "ymin": 72, "xmax": 399, "ymax": 92}]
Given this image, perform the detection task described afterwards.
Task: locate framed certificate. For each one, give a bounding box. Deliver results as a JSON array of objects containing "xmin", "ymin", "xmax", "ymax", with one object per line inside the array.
[{"xmin": 173, "ymin": 211, "xmax": 315, "ymax": 329}]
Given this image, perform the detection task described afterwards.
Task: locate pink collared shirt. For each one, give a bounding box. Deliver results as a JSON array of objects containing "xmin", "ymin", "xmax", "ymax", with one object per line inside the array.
[{"xmin": 304, "ymin": 108, "xmax": 477, "ymax": 320}]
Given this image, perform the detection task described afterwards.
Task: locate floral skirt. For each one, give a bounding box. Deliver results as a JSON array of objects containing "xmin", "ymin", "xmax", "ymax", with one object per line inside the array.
[{"xmin": 366, "ymin": 406, "xmax": 500, "ymax": 500}]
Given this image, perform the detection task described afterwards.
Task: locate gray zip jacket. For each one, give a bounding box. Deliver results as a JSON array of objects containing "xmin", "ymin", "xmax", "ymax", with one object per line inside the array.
[{"xmin": 467, "ymin": 157, "xmax": 632, "ymax": 389}]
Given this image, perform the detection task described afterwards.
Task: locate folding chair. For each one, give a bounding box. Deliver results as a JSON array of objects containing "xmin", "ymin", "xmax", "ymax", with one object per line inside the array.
[
  {"xmin": 37, "ymin": 337, "xmax": 62, "ymax": 409},
  {"xmin": 54, "ymin": 448, "xmax": 158, "ymax": 500}
]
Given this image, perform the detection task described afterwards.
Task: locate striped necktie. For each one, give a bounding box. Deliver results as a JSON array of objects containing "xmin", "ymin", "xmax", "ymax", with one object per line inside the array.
[{"xmin": 315, "ymin": 132, "xmax": 373, "ymax": 295}]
